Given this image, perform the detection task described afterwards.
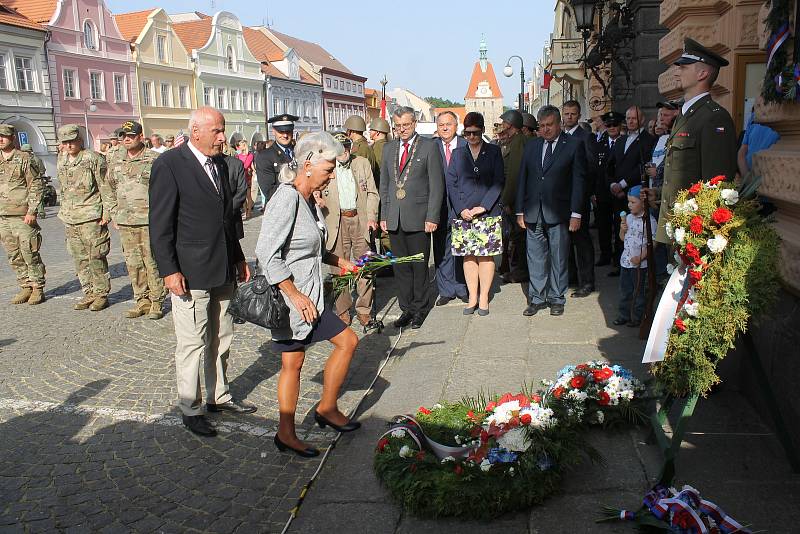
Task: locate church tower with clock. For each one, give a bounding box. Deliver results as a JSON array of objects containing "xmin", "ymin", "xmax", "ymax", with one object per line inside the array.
[{"xmin": 464, "ymin": 37, "xmax": 504, "ymax": 130}]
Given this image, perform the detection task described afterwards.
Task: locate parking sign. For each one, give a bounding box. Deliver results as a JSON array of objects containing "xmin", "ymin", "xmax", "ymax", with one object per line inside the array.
[{"xmin": 17, "ymin": 131, "xmax": 28, "ymax": 146}]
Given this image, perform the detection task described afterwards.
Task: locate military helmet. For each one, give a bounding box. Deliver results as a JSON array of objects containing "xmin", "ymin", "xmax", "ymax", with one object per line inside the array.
[
  {"xmin": 369, "ymin": 117, "xmax": 391, "ymax": 134},
  {"xmin": 521, "ymin": 112, "xmax": 538, "ymax": 130},
  {"xmin": 499, "ymin": 110, "xmax": 523, "ymax": 129},
  {"xmin": 331, "ymin": 131, "xmax": 352, "ymax": 148},
  {"xmin": 343, "ymin": 115, "xmax": 367, "ymax": 133}
]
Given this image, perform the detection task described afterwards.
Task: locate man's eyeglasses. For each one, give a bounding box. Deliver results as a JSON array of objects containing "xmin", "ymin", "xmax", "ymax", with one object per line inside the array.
[
  {"xmin": 463, "ymin": 130, "xmax": 482, "ymax": 137},
  {"xmin": 396, "ymin": 122, "xmax": 415, "ymax": 130}
]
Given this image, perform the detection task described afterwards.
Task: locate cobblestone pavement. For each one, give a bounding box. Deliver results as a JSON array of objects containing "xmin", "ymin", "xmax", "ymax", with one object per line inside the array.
[{"xmin": 0, "ymin": 210, "xmax": 402, "ymax": 533}]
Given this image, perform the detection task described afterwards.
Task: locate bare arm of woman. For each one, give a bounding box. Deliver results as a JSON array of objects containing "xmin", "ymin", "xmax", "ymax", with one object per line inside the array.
[
  {"xmin": 323, "ymin": 251, "xmax": 355, "ymax": 271},
  {"xmin": 277, "ymin": 277, "xmax": 318, "ymax": 323}
]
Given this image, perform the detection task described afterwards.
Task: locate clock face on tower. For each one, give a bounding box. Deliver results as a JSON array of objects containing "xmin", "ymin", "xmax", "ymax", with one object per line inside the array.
[{"xmin": 477, "ymin": 81, "xmax": 491, "ymax": 97}]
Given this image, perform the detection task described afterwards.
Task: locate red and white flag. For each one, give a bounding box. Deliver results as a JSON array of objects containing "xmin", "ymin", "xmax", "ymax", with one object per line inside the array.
[{"xmin": 173, "ymin": 130, "xmax": 186, "ymax": 148}]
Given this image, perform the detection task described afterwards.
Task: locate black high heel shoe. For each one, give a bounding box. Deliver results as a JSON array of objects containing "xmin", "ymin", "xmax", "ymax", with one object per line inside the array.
[
  {"xmin": 273, "ymin": 434, "xmax": 320, "ymax": 458},
  {"xmin": 314, "ymin": 411, "xmax": 361, "ymax": 433}
]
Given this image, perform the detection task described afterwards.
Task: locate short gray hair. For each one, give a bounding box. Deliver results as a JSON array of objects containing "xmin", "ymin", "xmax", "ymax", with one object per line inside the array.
[
  {"xmin": 278, "ymin": 131, "xmax": 343, "ymax": 184},
  {"xmin": 537, "ymin": 105, "xmax": 561, "ymax": 123},
  {"xmin": 436, "ymin": 111, "xmax": 458, "ymax": 124},
  {"xmin": 393, "ymin": 106, "xmax": 416, "ymax": 121}
]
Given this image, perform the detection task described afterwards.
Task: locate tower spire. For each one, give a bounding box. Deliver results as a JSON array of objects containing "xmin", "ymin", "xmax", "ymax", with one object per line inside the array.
[{"xmin": 479, "ymin": 34, "xmax": 487, "ymax": 72}]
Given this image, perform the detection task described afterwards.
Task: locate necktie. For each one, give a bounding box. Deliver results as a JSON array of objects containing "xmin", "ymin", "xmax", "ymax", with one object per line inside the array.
[
  {"xmin": 205, "ymin": 157, "xmax": 221, "ymax": 194},
  {"xmin": 399, "ymin": 142, "xmax": 410, "ymax": 172},
  {"xmin": 445, "ymin": 142, "xmax": 451, "ymax": 166},
  {"xmin": 284, "ymin": 146, "xmax": 293, "ymax": 161},
  {"xmin": 542, "ymin": 141, "xmax": 553, "ymax": 170}
]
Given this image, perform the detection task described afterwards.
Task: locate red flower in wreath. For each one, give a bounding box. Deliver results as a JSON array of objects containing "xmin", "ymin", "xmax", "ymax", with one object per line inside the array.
[
  {"xmin": 499, "ymin": 393, "xmax": 513, "ymax": 404},
  {"xmin": 688, "ymin": 269, "xmax": 703, "ymax": 286},
  {"xmin": 418, "ymin": 406, "xmax": 431, "ymax": 415},
  {"xmin": 684, "ymin": 243, "xmax": 702, "ymax": 264},
  {"xmin": 576, "ymin": 364, "xmax": 589, "ymax": 370},
  {"xmin": 513, "ymin": 393, "xmax": 531, "ymax": 407},
  {"xmin": 570, "ymin": 376, "xmax": 586, "ymax": 389},
  {"xmin": 377, "ymin": 438, "xmax": 389, "ymax": 452},
  {"xmin": 454, "ymin": 464, "xmax": 463, "ymax": 476},
  {"xmin": 415, "ymin": 451, "xmax": 426, "ymax": 461},
  {"xmin": 712, "ymin": 207, "xmax": 733, "ymax": 225},
  {"xmin": 598, "ymin": 391, "xmax": 611, "ymax": 406},
  {"xmin": 709, "ymin": 175, "xmax": 726, "ymax": 186},
  {"xmin": 674, "ymin": 317, "xmax": 687, "ymax": 333},
  {"xmin": 689, "ymin": 216, "xmax": 704, "ymax": 235},
  {"xmin": 688, "ymin": 182, "xmax": 702, "ymax": 195},
  {"xmin": 520, "ymin": 413, "xmax": 533, "ymax": 426},
  {"xmin": 339, "ymin": 268, "xmax": 348, "ymax": 275},
  {"xmin": 553, "ymin": 386, "xmax": 565, "ymax": 399},
  {"xmin": 531, "ymin": 394, "xmax": 542, "ymax": 404},
  {"xmin": 466, "ymin": 410, "xmax": 475, "ymax": 420},
  {"xmin": 592, "ymin": 367, "xmax": 613, "ymax": 382},
  {"xmin": 485, "ymin": 401, "xmax": 497, "ymax": 412}
]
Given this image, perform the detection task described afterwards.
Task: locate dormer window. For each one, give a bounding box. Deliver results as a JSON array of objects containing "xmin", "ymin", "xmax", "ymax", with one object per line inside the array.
[
  {"xmin": 226, "ymin": 46, "xmax": 235, "ymax": 71},
  {"xmin": 83, "ymin": 21, "xmax": 97, "ymax": 50}
]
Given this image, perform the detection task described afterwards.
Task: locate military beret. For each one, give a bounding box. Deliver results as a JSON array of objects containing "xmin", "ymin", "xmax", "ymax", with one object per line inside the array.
[
  {"xmin": 601, "ymin": 111, "xmax": 625, "ymax": 126},
  {"xmin": 0, "ymin": 124, "xmax": 15, "ymax": 136},
  {"xmin": 674, "ymin": 38, "xmax": 729, "ymax": 68},
  {"xmin": 121, "ymin": 120, "xmax": 143, "ymax": 135},
  {"xmin": 58, "ymin": 124, "xmax": 81, "ymax": 142},
  {"xmin": 268, "ymin": 113, "xmax": 299, "ymax": 132},
  {"xmin": 165, "ymin": 134, "xmax": 175, "ymax": 142}
]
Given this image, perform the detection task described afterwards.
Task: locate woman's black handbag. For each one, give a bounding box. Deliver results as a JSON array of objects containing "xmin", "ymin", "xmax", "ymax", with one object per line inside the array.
[{"xmin": 228, "ymin": 275, "xmax": 290, "ymax": 329}]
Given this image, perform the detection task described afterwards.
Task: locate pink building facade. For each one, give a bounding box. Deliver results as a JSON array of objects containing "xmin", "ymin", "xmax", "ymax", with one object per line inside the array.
[{"xmin": 8, "ymin": 0, "xmax": 138, "ymax": 148}]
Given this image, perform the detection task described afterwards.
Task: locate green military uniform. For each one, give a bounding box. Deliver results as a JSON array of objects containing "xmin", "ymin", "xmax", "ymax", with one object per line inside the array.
[
  {"xmin": 20, "ymin": 144, "xmax": 47, "ymax": 218},
  {"xmin": 369, "ymin": 117, "xmax": 392, "ymax": 189},
  {"xmin": 105, "ymin": 128, "xmax": 125, "ymax": 166},
  {"xmin": 56, "ymin": 124, "xmax": 114, "ymax": 306},
  {"xmin": 107, "ymin": 121, "xmax": 165, "ymax": 318},
  {"xmin": 351, "ymin": 133, "xmax": 377, "ymax": 172},
  {"xmin": 656, "ymin": 39, "xmax": 738, "ymax": 244},
  {"xmin": 0, "ymin": 125, "xmax": 46, "ymax": 303}
]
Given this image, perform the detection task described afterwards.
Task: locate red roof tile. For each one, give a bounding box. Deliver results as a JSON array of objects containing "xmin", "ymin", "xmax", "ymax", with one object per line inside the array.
[
  {"xmin": 243, "ymin": 26, "xmax": 283, "ymax": 62},
  {"xmin": 113, "ymin": 9, "xmax": 155, "ymax": 42},
  {"xmin": 172, "ymin": 18, "xmax": 212, "ymax": 52},
  {"xmin": 0, "ymin": 4, "xmax": 45, "ymax": 31},
  {"xmin": 268, "ymin": 28, "xmax": 352, "ymax": 74},
  {"xmin": 464, "ymin": 61, "xmax": 503, "ymax": 100},
  {"xmin": 2, "ymin": 0, "xmax": 55, "ymax": 24}
]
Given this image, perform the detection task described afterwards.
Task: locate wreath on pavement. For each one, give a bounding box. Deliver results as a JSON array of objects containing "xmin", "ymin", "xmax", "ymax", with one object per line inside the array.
[
  {"xmin": 654, "ymin": 176, "xmax": 781, "ymax": 396},
  {"xmin": 373, "ymin": 361, "xmax": 646, "ymax": 519}
]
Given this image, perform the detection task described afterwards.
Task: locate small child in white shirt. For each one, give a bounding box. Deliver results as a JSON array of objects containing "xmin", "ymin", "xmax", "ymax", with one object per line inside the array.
[{"xmin": 614, "ymin": 185, "xmax": 657, "ymax": 327}]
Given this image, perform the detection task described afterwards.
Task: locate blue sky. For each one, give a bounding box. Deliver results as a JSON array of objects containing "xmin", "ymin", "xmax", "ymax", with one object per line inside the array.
[{"xmin": 107, "ymin": 0, "xmax": 555, "ymax": 105}]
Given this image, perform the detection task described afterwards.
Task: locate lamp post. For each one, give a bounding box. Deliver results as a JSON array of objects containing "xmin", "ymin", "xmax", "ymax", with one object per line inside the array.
[
  {"xmin": 503, "ymin": 56, "xmax": 526, "ymax": 112},
  {"xmin": 83, "ymin": 98, "xmax": 97, "ymax": 147},
  {"xmin": 570, "ymin": 0, "xmax": 599, "ymax": 79}
]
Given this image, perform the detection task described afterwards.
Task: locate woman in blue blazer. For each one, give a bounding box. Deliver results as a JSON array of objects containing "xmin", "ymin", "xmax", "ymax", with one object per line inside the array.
[{"xmin": 446, "ymin": 112, "xmax": 505, "ymax": 315}]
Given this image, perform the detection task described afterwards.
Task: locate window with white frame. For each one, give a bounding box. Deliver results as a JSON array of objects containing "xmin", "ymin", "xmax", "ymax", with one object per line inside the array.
[
  {"xmin": 273, "ymin": 96, "xmax": 279, "ymax": 114},
  {"xmin": 156, "ymin": 35, "xmax": 167, "ymax": 63},
  {"xmin": 14, "ymin": 56, "xmax": 35, "ymax": 91},
  {"xmin": 62, "ymin": 68, "xmax": 76, "ymax": 98},
  {"xmin": 179, "ymin": 85, "xmax": 188, "ymax": 108},
  {"xmin": 217, "ymin": 87, "xmax": 226, "ymax": 109},
  {"xmin": 334, "ymin": 80, "xmax": 339, "ymax": 89},
  {"xmin": 230, "ymin": 89, "xmax": 239, "ymax": 110},
  {"xmin": 242, "ymin": 90, "xmax": 249, "ymax": 111},
  {"xmin": 83, "ymin": 21, "xmax": 97, "ymax": 50},
  {"xmin": 326, "ymin": 78, "xmax": 331, "ymax": 88},
  {"xmin": 0, "ymin": 54, "xmax": 6, "ymax": 90},
  {"xmin": 253, "ymin": 92, "xmax": 261, "ymax": 111},
  {"xmin": 358, "ymin": 83, "xmax": 362, "ymax": 94},
  {"xmin": 283, "ymin": 98, "xmax": 289, "ymax": 114},
  {"xmin": 89, "ymin": 71, "xmax": 103, "ymax": 100},
  {"xmin": 203, "ymin": 86, "xmax": 213, "ymax": 106},
  {"xmin": 113, "ymin": 74, "xmax": 126, "ymax": 102},
  {"xmin": 346, "ymin": 82, "xmax": 351, "ymax": 92},
  {"xmin": 160, "ymin": 82, "xmax": 170, "ymax": 106},
  {"xmin": 226, "ymin": 46, "xmax": 235, "ymax": 71},
  {"xmin": 142, "ymin": 81, "xmax": 152, "ymax": 106}
]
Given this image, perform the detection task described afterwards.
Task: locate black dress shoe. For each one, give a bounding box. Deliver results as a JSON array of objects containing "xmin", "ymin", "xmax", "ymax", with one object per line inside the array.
[
  {"xmin": 207, "ymin": 398, "xmax": 257, "ymax": 414},
  {"xmin": 612, "ymin": 317, "xmax": 628, "ymax": 325},
  {"xmin": 595, "ymin": 256, "xmax": 611, "ymax": 266},
  {"xmin": 182, "ymin": 415, "xmax": 217, "ymax": 437},
  {"xmin": 607, "ymin": 269, "xmax": 621, "ymax": 277},
  {"xmin": 411, "ymin": 314, "xmax": 425, "ymax": 329},
  {"xmin": 523, "ymin": 302, "xmax": 548, "ymax": 316},
  {"xmin": 571, "ymin": 285, "xmax": 595, "ymax": 298},
  {"xmin": 549, "ymin": 303, "xmax": 565, "ymax": 316},
  {"xmin": 393, "ymin": 311, "xmax": 413, "ymax": 328},
  {"xmin": 314, "ymin": 411, "xmax": 362, "ymax": 433},
  {"xmin": 274, "ymin": 435, "xmax": 320, "ymax": 458},
  {"xmin": 435, "ymin": 296, "xmax": 453, "ymax": 306}
]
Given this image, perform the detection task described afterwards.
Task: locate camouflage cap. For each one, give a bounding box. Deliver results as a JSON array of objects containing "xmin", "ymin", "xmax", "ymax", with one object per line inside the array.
[
  {"xmin": 58, "ymin": 124, "xmax": 81, "ymax": 142},
  {"xmin": 331, "ymin": 131, "xmax": 352, "ymax": 148},
  {"xmin": 165, "ymin": 134, "xmax": 175, "ymax": 142},
  {"xmin": 121, "ymin": 120, "xmax": 143, "ymax": 135},
  {"xmin": 20, "ymin": 143, "xmax": 33, "ymax": 152},
  {"xmin": 0, "ymin": 124, "xmax": 15, "ymax": 136}
]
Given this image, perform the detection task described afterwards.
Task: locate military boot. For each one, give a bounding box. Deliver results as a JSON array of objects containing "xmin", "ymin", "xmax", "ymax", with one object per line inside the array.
[
  {"xmin": 89, "ymin": 296, "xmax": 109, "ymax": 311},
  {"xmin": 27, "ymin": 288, "xmax": 45, "ymax": 305},
  {"xmin": 11, "ymin": 287, "xmax": 32, "ymax": 305},
  {"xmin": 74, "ymin": 295, "xmax": 95, "ymax": 310},
  {"xmin": 125, "ymin": 299, "xmax": 151, "ymax": 319},
  {"xmin": 148, "ymin": 301, "xmax": 164, "ymax": 320}
]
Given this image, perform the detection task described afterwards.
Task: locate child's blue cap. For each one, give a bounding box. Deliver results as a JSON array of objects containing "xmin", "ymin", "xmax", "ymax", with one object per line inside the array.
[{"xmin": 628, "ymin": 185, "xmax": 641, "ymax": 198}]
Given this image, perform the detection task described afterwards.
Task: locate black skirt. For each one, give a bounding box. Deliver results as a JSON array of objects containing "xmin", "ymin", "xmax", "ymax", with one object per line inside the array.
[{"xmin": 271, "ymin": 308, "xmax": 347, "ymax": 352}]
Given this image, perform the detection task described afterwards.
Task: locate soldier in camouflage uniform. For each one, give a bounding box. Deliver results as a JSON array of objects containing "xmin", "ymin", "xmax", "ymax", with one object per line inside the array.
[
  {"xmin": 20, "ymin": 143, "xmax": 47, "ymax": 218},
  {"xmin": 344, "ymin": 115, "xmax": 378, "ymax": 179},
  {"xmin": 107, "ymin": 121, "xmax": 166, "ymax": 319},
  {"xmin": 105, "ymin": 128, "xmax": 125, "ymax": 166},
  {"xmin": 0, "ymin": 124, "xmax": 46, "ymax": 304},
  {"xmin": 57, "ymin": 124, "xmax": 114, "ymax": 311}
]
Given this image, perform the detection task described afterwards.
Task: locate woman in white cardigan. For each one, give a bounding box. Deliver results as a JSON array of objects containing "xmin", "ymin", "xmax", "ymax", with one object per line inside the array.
[{"xmin": 256, "ymin": 132, "xmax": 360, "ymax": 458}]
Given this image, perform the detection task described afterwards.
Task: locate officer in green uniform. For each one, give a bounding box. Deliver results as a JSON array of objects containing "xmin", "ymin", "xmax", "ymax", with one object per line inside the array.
[
  {"xmin": 0, "ymin": 125, "xmax": 46, "ymax": 305},
  {"xmin": 107, "ymin": 121, "xmax": 166, "ymax": 319},
  {"xmin": 654, "ymin": 38, "xmax": 737, "ymax": 244},
  {"xmin": 57, "ymin": 124, "xmax": 114, "ymax": 311},
  {"xmin": 255, "ymin": 113, "xmax": 298, "ymax": 205},
  {"xmin": 344, "ymin": 115, "xmax": 378, "ymax": 179},
  {"xmin": 498, "ymin": 110, "xmax": 530, "ymax": 284},
  {"xmin": 105, "ymin": 128, "xmax": 125, "ymax": 166},
  {"xmin": 368, "ymin": 117, "xmax": 391, "ymax": 188},
  {"xmin": 20, "ymin": 143, "xmax": 47, "ymax": 218}
]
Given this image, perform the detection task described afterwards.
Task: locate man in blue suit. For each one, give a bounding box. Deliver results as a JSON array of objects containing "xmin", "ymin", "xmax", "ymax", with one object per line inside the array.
[
  {"xmin": 516, "ymin": 105, "xmax": 586, "ymax": 317},
  {"xmin": 432, "ymin": 111, "xmax": 468, "ymax": 306}
]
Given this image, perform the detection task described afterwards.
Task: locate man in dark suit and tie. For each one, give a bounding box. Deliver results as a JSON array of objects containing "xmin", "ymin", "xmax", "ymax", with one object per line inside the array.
[
  {"xmin": 379, "ymin": 106, "xmax": 445, "ymax": 329},
  {"xmin": 432, "ymin": 111, "xmax": 468, "ymax": 306},
  {"xmin": 150, "ymin": 107, "xmax": 255, "ymax": 437},
  {"xmin": 516, "ymin": 105, "xmax": 586, "ymax": 317},
  {"xmin": 606, "ymin": 106, "xmax": 657, "ymax": 275},
  {"xmin": 255, "ymin": 113, "xmax": 298, "ymax": 206}
]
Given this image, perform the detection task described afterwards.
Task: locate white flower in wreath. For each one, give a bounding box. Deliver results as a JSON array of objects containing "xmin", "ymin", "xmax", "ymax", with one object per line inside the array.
[
  {"xmin": 440, "ymin": 456, "xmax": 455, "ymax": 463},
  {"xmin": 508, "ymin": 467, "xmax": 516, "ymax": 476},
  {"xmin": 591, "ymin": 411, "xmax": 605, "ymax": 424},
  {"xmin": 496, "ymin": 427, "xmax": 532, "ymax": 452},
  {"xmin": 685, "ymin": 198, "xmax": 699, "ymax": 212},
  {"xmin": 684, "ymin": 301, "xmax": 700, "ymax": 317},
  {"xmin": 707, "ymin": 234, "xmax": 728, "ymax": 254},
  {"xmin": 399, "ymin": 445, "xmax": 413, "ymax": 458},
  {"xmin": 665, "ymin": 222, "xmax": 674, "ymax": 239},
  {"xmin": 432, "ymin": 403, "xmax": 443, "ymax": 410},
  {"xmin": 721, "ymin": 188, "xmax": 739, "ymax": 206},
  {"xmin": 391, "ymin": 429, "xmax": 407, "ymax": 439},
  {"xmin": 674, "ymin": 227, "xmax": 686, "ymax": 245},
  {"xmin": 673, "ymin": 201, "xmax": 686, "ymax": 215},
  {"xmin": 566, "ymin": 389, "xmax": 588, "ymax": 402},
  {"xmin": 480, "ymin": 459, "xmax": 492, "ymax": 472}
]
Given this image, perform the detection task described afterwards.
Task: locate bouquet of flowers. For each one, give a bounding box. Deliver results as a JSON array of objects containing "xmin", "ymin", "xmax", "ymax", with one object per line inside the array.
[
  {"xmin": 332, "ymin": 251, "xmax": 424, "ymax": 294},
  {"xmin": 543, "ymin": 361, "xmax": 646, "ymax": 426},
  {"xmin": 654, "ymin": 175, "xmax": 780, "ymax": 396}
]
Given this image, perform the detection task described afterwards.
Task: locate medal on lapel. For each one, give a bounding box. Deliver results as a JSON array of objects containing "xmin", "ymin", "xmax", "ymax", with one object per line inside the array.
[{"xmin": 394, "ymin": 137, "xmax": 419, "ymax": 200}]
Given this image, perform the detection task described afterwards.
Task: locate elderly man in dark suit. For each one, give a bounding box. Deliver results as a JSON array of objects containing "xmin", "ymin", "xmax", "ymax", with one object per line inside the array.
[
  {"xmin": 150, "ymin": 107, "xmax": 255, "ymax": 437},
  {"xmin": 432, "ymin": 110, "xmax": 468, "ymax": 306},
  {"xmin": 379, "ymin": 106, "xmax": 444, "ymax": 329},
  {"xmin": 516, "ymin": 105, "xmax": 586, "ymax": 317}
]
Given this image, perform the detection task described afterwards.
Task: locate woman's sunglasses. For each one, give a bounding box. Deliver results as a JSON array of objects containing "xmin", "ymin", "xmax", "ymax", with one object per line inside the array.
[{"xmin": 463, "ymin": 130, "xmax": 483, "ymax": 137}]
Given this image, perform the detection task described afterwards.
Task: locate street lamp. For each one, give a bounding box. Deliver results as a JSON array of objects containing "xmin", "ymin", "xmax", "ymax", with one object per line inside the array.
[
  {"xmin": 503, "ymin": 55, "xmax": 526, "ymax": 112},
  {"xmin": 83, "ymin": 98, "xmax": 96, "ymax": 147}
]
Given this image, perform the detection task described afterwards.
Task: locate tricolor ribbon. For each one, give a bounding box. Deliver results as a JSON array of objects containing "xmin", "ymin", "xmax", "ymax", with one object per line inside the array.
[
  {"xmin": 640, "ymin": 485, "xmax": 751, "ymax": 533},
  {"xmin": 767, "ymin": 23, "xmax": 791, "ymax": 68}
]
